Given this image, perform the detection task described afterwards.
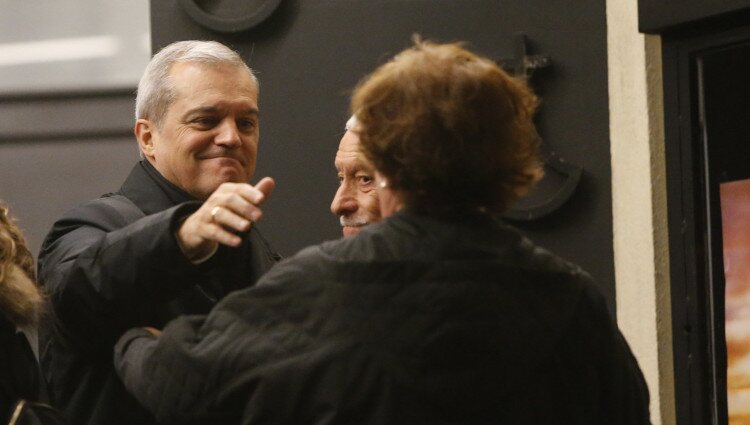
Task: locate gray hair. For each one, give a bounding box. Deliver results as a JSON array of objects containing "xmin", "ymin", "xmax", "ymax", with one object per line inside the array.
[
  {"xmin": 135, "ymin": 40, "xmax": 258, "ymax": 127},
  {"xmin": 345, "ymin": 115, "xmax": 358, "ymax": 131}
]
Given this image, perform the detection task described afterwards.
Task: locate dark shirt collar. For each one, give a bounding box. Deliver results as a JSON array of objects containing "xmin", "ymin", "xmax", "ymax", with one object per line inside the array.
[
  {"xmin": 118, "ymin": 160, "xmax": 198, "ymax": 215},
  {"xmin": 139, "ymin": 160, "xmax": 197, "ymax": 205}
]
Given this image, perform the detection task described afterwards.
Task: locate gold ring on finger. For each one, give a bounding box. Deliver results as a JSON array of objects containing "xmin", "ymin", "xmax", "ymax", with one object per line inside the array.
[{"xmin": 210, "ymin": 206, "xmax": 222, "ymax": 222}]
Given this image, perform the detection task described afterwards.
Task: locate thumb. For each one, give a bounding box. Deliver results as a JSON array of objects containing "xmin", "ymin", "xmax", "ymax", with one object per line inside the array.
[{"xmin": 254, "ymin": 177, "xmax": 276, "ymax": 202}]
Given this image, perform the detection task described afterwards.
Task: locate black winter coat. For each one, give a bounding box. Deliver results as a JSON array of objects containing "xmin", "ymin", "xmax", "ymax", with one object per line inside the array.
[
  {"xmin": 38, "ymin": 161, "xmax": 279, "ymax": 425},
  {"xmin": 0, "ymin": 318, "xmax": 41, "ymax": 423},
  {"xmin": 0, "ymin": 263, "xmax": 45, "ymax": 424},
  {"xmin": 115, "ymin": 210, "xmax": 651, "ymax": 425}
]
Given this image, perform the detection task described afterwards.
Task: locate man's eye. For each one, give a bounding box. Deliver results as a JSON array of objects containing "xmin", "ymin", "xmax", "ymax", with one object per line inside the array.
[
  {"xmin": 193, "ymin": 117, "xmax": 218, "ymax": 128},
  {"xmin": 337, "ymin": 175, "xmax": 344, "ymax": 185},
  {"xmin": 357, "ymin": 175, "xmax": 373, "ymax": 186},
  {"xmin": 237, "ymin": 119, "xmax": 257, "ymax": 131}
]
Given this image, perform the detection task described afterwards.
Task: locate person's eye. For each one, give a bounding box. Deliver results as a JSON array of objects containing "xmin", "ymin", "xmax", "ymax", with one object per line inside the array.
[
  {"xmin": 237, "ymin": 119, "xmax": 257, "ymax": 132},
  {"xmin": 357, "ymin": 174, "xmax": 373, "ymax": 186},
  {"xmin": 337, "ymin": 174, "xmax": 344, "ymax": 185},
  {"xmin": 192, "ymin": 117, "xmax": 218, "ymax": 128}
]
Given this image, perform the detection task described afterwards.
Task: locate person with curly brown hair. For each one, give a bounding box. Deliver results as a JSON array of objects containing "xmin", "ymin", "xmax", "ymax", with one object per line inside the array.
[
  {"xmin": 114, "ymin": 40, "xmax": 651, "ymax": 424},
  {"xmin": 0, "ymin": 203, "xmax": 45, "ymax": 423}
]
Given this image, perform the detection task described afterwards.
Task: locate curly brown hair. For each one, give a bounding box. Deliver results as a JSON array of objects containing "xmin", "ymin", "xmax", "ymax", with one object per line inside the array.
[
  {"xmin": 0, "ymin": 202, "xmax": 43, "ymax": 327},
  {"xmin": 0, "ymin": 204, "xmax": 35, "ymax": 282},
  {"xmin": 351, "ymin": 39, "xmax": 543, "ymax": 216}
]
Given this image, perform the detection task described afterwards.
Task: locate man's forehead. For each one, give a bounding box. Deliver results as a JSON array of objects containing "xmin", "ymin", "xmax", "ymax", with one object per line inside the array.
[
  {"xmin": 166, "ymin": 64, "xmax": 259, "ymax": 118},
  {"xmin": 337, "ymin": 130, "xmax": 361, "ymax": 153},
  {"xmin": 170, "ymin": 62, "xmax": 257, "ymax": 94},
  {"xmin": 335, "ymin": 133, "xmax": 374, "ymax": 173}
]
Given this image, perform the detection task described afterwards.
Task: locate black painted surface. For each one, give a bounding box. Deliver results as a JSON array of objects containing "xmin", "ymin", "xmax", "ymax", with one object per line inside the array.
[
  {"xmin": 150, "ymin": 0, "xmax": 615, "ymax": 308},
  {"xmin": 639, "ymin": 0, "xmax": 750, "ymax": 34}
]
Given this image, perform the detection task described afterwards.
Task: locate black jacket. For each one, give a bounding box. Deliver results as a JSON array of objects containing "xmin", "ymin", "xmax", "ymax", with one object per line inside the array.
[
  {"xmin": 115, "ymin": 210, "xmax": 651, "ymax": 425},
  {"xmin": 0, "ymin": 263, "xmax": 45, "ymax": 424},
  {"xmin": 0, "ymin": 318, "xmax": 41, "ymax": 423},
  {"xmin": 38, "ymin": 161, "xmax": 279, "ymax": 425}
]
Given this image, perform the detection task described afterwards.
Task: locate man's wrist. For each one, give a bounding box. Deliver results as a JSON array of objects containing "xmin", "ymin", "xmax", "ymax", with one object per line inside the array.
[
  {"xmin": 174, "ymin": 215, "xmax": 218, "ymax": 264},
  {"xmin": 185, "ymin": 242, "xmax": 218, "ymax": 264}
]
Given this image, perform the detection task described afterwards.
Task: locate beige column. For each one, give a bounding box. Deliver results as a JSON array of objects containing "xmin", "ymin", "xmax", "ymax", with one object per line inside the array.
[{"xmin": 607, "ymin": 0, "xmax": 675, "ymax": 424}]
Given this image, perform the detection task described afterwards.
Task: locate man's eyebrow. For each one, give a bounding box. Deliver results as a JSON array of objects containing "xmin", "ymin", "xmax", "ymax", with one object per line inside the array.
[
  {"xmin": 184, "ymin": 106, "xmax": 218, "ymax": 117},
  {"xmin": 238, "ymin": 107, "xmax": 259, "ymax": 115},
  {"xmin": 337, "ymin": 160, "xmax": 373, "ymax": 173}
]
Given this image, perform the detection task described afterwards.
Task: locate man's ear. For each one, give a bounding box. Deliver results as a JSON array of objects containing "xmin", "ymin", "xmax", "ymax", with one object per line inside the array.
[{"xmin": 134, "ymin": 119, "xmax": 156, "ymax": 159}]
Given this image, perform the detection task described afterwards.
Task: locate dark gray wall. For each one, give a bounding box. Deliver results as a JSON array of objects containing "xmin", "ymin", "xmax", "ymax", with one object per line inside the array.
[{"xmin": 151, "ymin": 0, "xmax": 615, "ymax": 305}]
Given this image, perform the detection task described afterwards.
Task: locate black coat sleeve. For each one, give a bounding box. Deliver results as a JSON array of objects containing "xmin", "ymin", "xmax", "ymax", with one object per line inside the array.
[
  {"xmin": 38, "ymin": 199, "xmax": 207, "ymax": 349},
  {"xmin": 113, "ymin": 296, "xmax": 274, "ymax": 424},
  {"xmin": 113, "ymin": 252, "xmax": 322, "ymax": 424},
  {"xmin": 114, "ymin": 318, "xmax": 213, "ymax": 424}
]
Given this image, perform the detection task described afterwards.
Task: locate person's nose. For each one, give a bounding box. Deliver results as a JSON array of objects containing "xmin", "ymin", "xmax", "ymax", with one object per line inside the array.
[
  {"xmin": 214, "ymin": 119, "xmax": 241, "ymax": 147},
  {"xmin": 331, "ymin": 182, "xmax": 358, "ymax": 216}
]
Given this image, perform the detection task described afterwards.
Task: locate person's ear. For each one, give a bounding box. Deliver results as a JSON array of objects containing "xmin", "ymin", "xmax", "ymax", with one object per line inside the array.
[{"xmin": 135, "ymin": 119, "xmax": 156, "ymax": 159}]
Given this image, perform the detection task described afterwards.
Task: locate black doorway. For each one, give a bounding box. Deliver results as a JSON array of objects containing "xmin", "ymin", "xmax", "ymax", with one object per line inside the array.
[{"xmin": 663, "ymin": 24, "xmax": 750, "ymax": 425}]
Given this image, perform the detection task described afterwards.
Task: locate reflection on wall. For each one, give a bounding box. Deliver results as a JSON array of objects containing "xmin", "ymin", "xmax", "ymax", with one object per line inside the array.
[
  {"xmin": 0, "ymin": 0, "xmax": 150, "ymax": 94},
  {"xmin": 722, "ymin": 179, "xmax": 750, "ymax": 424}
]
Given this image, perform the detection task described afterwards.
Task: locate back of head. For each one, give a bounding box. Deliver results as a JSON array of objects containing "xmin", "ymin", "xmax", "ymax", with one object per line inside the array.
[
  {"xmin": 0, "ymin": 203, "xmax": 43, "ymax": 327},
  {"xmin": 135, "ymin": 40, "xmax": 258, "ymax": 127},
  {"xmin": 352, "ymin": 39, "xmax": 543, "ymax": 217}
]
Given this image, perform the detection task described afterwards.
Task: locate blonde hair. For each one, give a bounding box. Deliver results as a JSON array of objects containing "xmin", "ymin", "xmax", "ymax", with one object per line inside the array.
[{"xmin": 0, "ymin": 203, "xmax": 43, "ymax": 327}]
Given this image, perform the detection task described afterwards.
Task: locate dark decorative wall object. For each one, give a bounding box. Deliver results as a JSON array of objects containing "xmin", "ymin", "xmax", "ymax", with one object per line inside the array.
[
  {"xmin": 498, "ymin": 34, "xmax": 583, "ymax": 222},
  {"xmin": 178, "ymin": 0, "xmax": 282, "ymax": 33},
  {"xmin": 150, "ymin": 0, "xmax": 615, "ymax": 308}
]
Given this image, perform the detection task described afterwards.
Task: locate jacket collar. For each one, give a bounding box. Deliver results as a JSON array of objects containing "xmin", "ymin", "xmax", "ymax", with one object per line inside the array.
[
  {"xmin": 332, "ymin": 208, "xmax": 521, "ymax": 263},
  {"xmin": 118, "ymin": 160, "xmax": 197, "ymax": 215}
]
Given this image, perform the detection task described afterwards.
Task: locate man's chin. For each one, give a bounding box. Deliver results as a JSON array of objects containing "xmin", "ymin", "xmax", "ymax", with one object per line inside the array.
[
  {"xmin": 342, "ymin": 226, "xmax": 361, "ymax": 237},
  {"xmin": 195, "ymin": 175, "xmax": 247, "ymax": 200},
  {"xmin": 204, "ymin": 160, "xmax": 251, "ymax": 181},
  {"xmin": 215, "ymin": 167, "xmax": 247, "ymax": 183}
]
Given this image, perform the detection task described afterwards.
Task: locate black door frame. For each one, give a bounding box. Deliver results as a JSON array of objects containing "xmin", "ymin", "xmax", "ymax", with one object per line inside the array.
[{"xmin": 663, "ymin": 23, "xmax": 750, "ymax": 425}]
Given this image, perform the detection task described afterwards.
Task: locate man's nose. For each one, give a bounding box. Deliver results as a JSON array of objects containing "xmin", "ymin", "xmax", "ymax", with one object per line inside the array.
[
  {"xmin": 215, "ymin": 119, "xmax": 241, "ymax": 147},
  {"xmin": 331, "ymin": 183, "xmax": 358, "ymax": 216}
]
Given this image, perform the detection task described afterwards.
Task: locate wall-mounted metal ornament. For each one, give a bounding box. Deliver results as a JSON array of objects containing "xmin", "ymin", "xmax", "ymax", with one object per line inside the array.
[
  {"xmin": 503, "ymin": 152, "xmax": 583, "ymax": 221},
  {"xmin": 498, "ymin": 33, "xmax": 584, "ymax": 221},
  {"xmin": 178, "ymin": 0, "xmax": 282, "ymax": 33},
  {"xmin": 497, "ymin": 33, "xmax": 551, "ymax": 78}
]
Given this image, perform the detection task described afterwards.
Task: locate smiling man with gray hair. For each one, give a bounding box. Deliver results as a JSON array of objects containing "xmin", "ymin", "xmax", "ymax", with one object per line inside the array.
[{"xmin": 37, "ymin": 40, "xmax": 280, "ymax": 425}]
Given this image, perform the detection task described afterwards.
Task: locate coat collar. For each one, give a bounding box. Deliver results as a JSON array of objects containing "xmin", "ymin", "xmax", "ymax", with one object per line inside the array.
[{"xmin": 118, "ymin": 160, "xmax": 197, "ymax": 215}]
